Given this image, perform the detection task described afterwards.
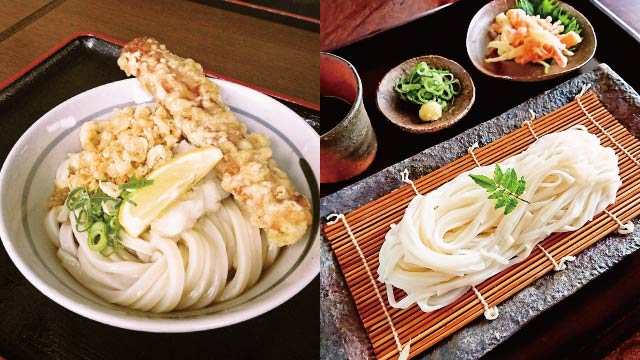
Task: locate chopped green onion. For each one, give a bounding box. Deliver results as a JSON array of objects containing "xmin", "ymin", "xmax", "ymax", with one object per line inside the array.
[
  {"xmin": 75, "ymin": 209, "xmax": 90, "ymax": 232},
  {"xmin": 101, "ymin": 199, "xmax": 118, "ymax": 216},
  {"xmin": 394, "ymin": 62, "xmax": 461, "ymax": 110},
  {"xmin": 65, "ymin": 176, "xmax": 154, "ymax": 256},
  {"xmin": 109, "ymin": 216, "xmax": 120, "ymax": 230},
  {"xmin": 88, "ymin": 221, "xmax": 108, "ymax": 251},
  {"xmin": 536, "ymin": 61, "xmax": 551, "ymax": 74}
]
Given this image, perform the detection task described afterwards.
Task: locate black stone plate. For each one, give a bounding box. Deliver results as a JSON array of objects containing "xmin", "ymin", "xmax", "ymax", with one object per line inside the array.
[
  {"xmin": 0, "ymin": 34, "xmax": 319, "ymax": 360},
  {"xmin": 320, "ymin": 64, "xmax": 640, "ymax": 360}
]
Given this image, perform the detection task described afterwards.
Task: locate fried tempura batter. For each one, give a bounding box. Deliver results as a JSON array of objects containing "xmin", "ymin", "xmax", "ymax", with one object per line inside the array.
[
  {"xmin": 54, "ymin": 105, "xmax": 180, "ymax": 192},
  {"xmin": 117, "ymin": 38, "xmax": 311, "ymax": 246}
]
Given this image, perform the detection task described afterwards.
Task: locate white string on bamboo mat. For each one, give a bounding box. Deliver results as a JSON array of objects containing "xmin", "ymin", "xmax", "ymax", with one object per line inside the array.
[
  {"xmin": 522, "ymin": 109, "xmax": 539, "ymax": 140},
  {"xmin": 536, "ymin": 244, "xmax": 575, "ymax": 271},
  {"xmin": 575, "ymin": 84, "xmax": 640, "ymax": 167},
  {"xmin": 467, "ymin": 142, "xmax": 481, "ymax": 167},
  {"xmin": 401, "ymin": 169, "xmax": 420, "ymax": 196},
  {"xmin": 603, "ymin": 209, "xmax": 635, "ymax": 235},
  {"xmin": 326, "ymin": 214, "xmax": 410, "ymax": 360},
  {"xmin": 471, "ymin": 286, "xmax": 499, "ymax": 320}
]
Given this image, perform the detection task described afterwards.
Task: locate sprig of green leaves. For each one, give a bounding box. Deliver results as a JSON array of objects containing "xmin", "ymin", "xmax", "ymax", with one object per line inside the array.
[{"xmin": 469, "ymin": 164, "xmax": 528, "ymax": 215}]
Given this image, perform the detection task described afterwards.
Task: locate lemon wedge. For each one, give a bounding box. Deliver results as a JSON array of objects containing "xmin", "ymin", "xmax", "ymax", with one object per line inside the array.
[{"xmin": 119, "ymin": 146, "xmax": 223, "ymax": 237}]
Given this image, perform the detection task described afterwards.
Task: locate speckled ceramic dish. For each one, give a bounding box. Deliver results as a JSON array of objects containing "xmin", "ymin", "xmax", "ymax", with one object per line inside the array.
[
  {"xmin": 321, "ymin": 52, "xmax": 377, "ymax": 183},
  {"xmin": 0, "ymin": 78, "xmax": 320, "ymax": 332},
  {"xmin": 467, "ymin": 0, "xmax": 596, "ymax": 82},
  {"xmin": 376, "ymin": 55, "xmax": 475, "ymax": 133}
]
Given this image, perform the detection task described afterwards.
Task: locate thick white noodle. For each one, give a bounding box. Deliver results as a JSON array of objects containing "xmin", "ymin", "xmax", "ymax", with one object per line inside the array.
[
  {"xmin": 378, "ymin": 128, "xmax": 620, "ymax": 312},
  {"xmin": 47, "ymin": 183, "xmax": 279, "ymax": 313}
]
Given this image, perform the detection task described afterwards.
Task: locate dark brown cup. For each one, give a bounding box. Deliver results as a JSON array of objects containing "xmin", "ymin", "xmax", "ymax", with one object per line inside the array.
[{"xmin": 320, "ymin": 52, "xmax": 377, "ymax": 183}]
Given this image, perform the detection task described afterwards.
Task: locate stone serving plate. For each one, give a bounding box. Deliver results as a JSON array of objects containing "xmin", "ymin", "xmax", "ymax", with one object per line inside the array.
[
  {"xmin": 320, "ymin": 64, "xmax": 640, "ymax": 359},
  {"xmin": 467, "ymin": 0, "xmax": 596, "ymax": 82},
  {"xmin": 376, "ymin": 55, "xmax": 475, "ymax": 133}
]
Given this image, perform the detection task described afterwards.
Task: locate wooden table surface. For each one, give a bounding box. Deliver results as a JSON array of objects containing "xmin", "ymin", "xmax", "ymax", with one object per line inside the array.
[
  {"xmin": 0, "ymin": 1, "xmax": 318, "ymax": 360},
  {"xmin": 0, "ymin": 0, "xmax": 319, "ymax": 106},
  {"xmin": 320, "ymin": 0, "xmax": 456, "ymax": 51}
]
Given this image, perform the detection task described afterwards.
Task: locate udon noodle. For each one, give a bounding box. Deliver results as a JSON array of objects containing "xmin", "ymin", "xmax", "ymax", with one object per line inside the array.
[
  {"xmin": 45, "ymin": 173, "xmax": 279, "ymax": 312},
  {"xmin": 378, "ymin": 127, "xmax": 620, "ymax": 312}
]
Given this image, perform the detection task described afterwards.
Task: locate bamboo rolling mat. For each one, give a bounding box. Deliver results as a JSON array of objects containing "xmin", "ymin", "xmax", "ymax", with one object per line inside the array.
[{"xmin": 323, "ymin": 91, "xmax": 640, "ymax": 360}]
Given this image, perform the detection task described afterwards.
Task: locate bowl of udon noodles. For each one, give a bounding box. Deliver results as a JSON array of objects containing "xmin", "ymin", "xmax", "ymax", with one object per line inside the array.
[{"xmin": 0, "ymin": 38, "xmax": 319, "ymax": 332}]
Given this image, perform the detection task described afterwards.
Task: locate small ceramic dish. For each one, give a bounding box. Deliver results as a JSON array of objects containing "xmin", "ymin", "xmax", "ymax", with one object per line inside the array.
[
  {"xmin": 466, "ymin": 0, "xmax": 596, "ymax": 82},
  {"xmin": 376, "ymin": 55, "xmax": 475, "ymax": 133}
]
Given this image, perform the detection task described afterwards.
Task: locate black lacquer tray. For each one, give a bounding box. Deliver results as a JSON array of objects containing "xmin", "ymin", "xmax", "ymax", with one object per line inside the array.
[{"xmin": 0, "ymin": 34, "xmax": 319, "ymax": 360}]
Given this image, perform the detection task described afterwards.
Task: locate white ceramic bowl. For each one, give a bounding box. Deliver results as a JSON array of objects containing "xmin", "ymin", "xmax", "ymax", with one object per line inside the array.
[{"xmin": 0, "ymin": 78, "xmax": 319, "ymax": 332}]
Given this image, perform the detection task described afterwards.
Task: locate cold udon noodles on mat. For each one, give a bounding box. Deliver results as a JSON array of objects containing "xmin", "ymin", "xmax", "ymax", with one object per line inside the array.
[{"xmin": 378, "ymin": 128, "xmax": 620, "ymax": 312}]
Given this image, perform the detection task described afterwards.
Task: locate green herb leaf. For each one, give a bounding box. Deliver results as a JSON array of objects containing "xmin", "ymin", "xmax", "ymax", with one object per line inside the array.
[
  {"xmin": 118, "ymin": 175, "xmax": 154, "ymax": 191},
  {"xmin": 469, "ymin": 165, "xmax": 529, "ymax": 215},
  {"xmin": 495, "ymin": 196, "xmax": 508, "ymax": 210},
  {"xmin": 515, "ymin": 0, "xmax": 535, "ymax": 15},
  {"xmin": 515, "ymin": 176, "xmax": 526, "ymax": 196},
  {"xmin": 507, "ymin": 197, "xmax": 519, "ymax": 214},
  {"xmin": 515, "ymin": 0, "xmax": 582, "ymax": 36},
  {"xmin": 469, "ymin": 174, "xmax": 497, "ymax": 192},
  {"xmin": 493, "ymin": 164, "xmax": 504, "ymax": 184},
  {"xmin": 506, "ymin": 168, "xmax": 518, "ymax": 191}
]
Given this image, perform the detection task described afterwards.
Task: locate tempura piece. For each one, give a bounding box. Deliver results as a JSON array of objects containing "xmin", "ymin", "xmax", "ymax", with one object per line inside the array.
[
  {"xmin": 54, "ymin": 105, "xmax": 180, "ymax": 192},
  {"xmin": 117, "ymin": 38, "xmax": 311, "ymax": 246}
]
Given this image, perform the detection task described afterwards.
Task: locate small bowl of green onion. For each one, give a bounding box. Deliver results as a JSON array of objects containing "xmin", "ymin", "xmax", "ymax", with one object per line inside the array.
[{"xmin": 376, "ymin": 55, "xmax": 475, "ymax": 133}]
